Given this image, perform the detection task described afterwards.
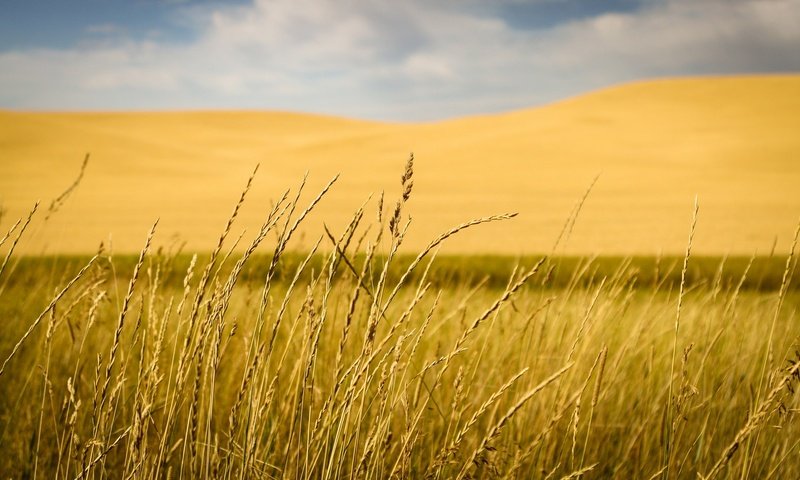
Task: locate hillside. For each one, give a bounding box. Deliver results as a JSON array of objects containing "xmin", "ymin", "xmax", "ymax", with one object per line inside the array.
[{"xmin": 1, "ymin": 75, "xmax": 799, "ymax": 255}]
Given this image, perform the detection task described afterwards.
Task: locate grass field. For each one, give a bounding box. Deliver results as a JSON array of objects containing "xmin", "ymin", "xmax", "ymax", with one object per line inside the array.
[
  {"xmin": 1, "ymin": 152, "xmax": 799, "ymax": 479},
  {"xmin": 2, "ymin": 75, "xmax": 800, "ymax": 255},
  {"xmin": 1, "ymin": 75, "xmax": 800, "ymax": 478}
]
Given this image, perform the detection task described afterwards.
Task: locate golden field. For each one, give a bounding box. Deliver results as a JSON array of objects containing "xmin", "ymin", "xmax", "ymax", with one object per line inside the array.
[
  {"xmin": 1, "ymin": 75, "xmax": 800, "ymax": 479},
  {"xmin": 0, "ymin": 153, "xmax": 798, "ymax": 477},
  {"xmin": 2, "ymin": 75, "xmax": 799, "ymax": 255}
]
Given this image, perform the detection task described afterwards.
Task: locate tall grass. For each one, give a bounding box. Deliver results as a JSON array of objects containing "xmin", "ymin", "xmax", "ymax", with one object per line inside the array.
[{"xmin": 0, "ymin": 157, "xmax": 799, "ymax": 479}]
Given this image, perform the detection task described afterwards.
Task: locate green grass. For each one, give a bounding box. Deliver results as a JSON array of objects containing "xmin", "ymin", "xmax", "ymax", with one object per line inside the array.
[{"xmin": 6, "ymin": 253, "xmax": 794, "ymax": 292}]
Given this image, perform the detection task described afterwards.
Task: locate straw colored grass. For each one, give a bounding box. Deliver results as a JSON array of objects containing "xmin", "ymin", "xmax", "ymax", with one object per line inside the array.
[{"xmin": 1, "ymin": 160, "xmax": 799, "ymax": 479}]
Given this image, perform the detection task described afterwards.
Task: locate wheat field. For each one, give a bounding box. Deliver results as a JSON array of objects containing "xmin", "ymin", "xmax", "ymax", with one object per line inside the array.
[
  {"xmin": 1, "ymin": 152, "xmax": 799, "ymax": 479},
  {"xmin": 2, "ymin": 75, "xmax": 800, "ymax": 255}
]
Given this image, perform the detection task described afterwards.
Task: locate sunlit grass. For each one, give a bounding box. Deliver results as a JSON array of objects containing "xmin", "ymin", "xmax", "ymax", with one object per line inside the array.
[{"xmin": 1, "ymin": 158, "xmax": 799, "ymax": 479}]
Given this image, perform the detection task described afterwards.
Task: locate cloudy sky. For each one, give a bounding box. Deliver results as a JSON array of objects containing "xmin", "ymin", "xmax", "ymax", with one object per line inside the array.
[{"xmin": 1, "ymin": 0, "xmax": 799, "ymax": 120}]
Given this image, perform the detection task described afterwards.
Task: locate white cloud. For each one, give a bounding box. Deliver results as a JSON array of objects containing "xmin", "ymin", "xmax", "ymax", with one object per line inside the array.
[
  {"xmin": 538, "ymin": 0, "xmax": 800, "ymax": 76},
  {"xmin": 0, "ymin": 0, "xmax": 798, "ymax": 119}
]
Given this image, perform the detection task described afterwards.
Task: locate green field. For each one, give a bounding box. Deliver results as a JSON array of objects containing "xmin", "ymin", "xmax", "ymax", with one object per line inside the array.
[
  {"xmin": 4, "ymin": 252, "xmax": 797, "ymax": 292},
  {"xmin": 1, "ymin": 166, "xmax": 799, "ymax": 479}
]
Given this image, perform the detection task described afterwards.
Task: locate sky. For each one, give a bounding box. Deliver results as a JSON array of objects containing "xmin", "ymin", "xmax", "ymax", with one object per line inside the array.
[{"xmin": 1, "ymin": 0, "xmax": 799, "ymax": 121}]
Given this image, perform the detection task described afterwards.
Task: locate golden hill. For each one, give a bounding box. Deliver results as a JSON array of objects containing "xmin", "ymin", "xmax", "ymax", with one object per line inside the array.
[{"xmin": 1, "ymin": 75, "xmax": 799, "ymax": 255}]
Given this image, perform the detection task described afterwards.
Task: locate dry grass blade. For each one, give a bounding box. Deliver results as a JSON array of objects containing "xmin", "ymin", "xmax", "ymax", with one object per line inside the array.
[
  {"xmin": 456, "ymin": 362, "xmax": 574, "ymax": 480},
  {"xmin": 380, "ymin": 213, "xmax": 520, "ymax": 319},
  {"xmin": 0, "ymin": 254, "xmax": 98, "ymax": 377},
  {"xmin": 428, "ymin": 368, "xmax": 529, "ymax": 477},
  {"xmin": 757, "ymin": 218, "xmax": 800, "ymax": 401},
  {"xmin": 188, "ymin": 164, "xmax": 260, "ymax": 327},
  {"xmin": 664, "ymin": 196, "xmax": 698, "ymax": 478},
  {"xmin": 73, "ymin": 427, "xmax": 130, "ymax": 480},
  {"xmin": 97, "ymin": 221, "xmax": 158, "ymax": 415},
  {"xmin": 703, "ymin": 359, "xmax": 800, "ymax": 479},
  {"xmin": 0, "ymin": 201, "xmax": 39, "ymax": 282},
  {"xmin": 46, "ymin": 153, "xmax": 89, "ymax": 221},
  {"xmin": 559, "ymin": 463, "xmax": 598, "ymax": 480},
  {"xmin": 551, "ymin": 174, "xmax": 600, "ymax": 254},
  {"xmin": 0, "ymin": 218, "xmax": 21, "ymax": 251}
]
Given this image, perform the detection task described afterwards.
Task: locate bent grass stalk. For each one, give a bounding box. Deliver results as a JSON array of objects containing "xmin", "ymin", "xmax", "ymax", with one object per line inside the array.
[{"xmin": 664, "ymin": 196, "xmax": 698, "ymax": 479}]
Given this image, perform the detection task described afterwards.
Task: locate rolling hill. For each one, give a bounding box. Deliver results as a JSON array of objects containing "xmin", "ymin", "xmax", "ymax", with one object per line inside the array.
[{"xmin": 1, "ymin": 75, "xmax": 799, "ymax": 255}]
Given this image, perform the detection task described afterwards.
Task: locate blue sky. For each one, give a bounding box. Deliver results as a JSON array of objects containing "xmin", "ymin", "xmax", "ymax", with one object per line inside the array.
[{"xmin": 1, "ymin": 0, "xmax": 798, "ymax": 120}]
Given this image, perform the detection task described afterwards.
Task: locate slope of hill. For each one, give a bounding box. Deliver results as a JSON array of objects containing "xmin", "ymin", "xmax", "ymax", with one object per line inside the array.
[{"xmin": 1, "ymin": 75, "xmax": 798, "ymax": 255}]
